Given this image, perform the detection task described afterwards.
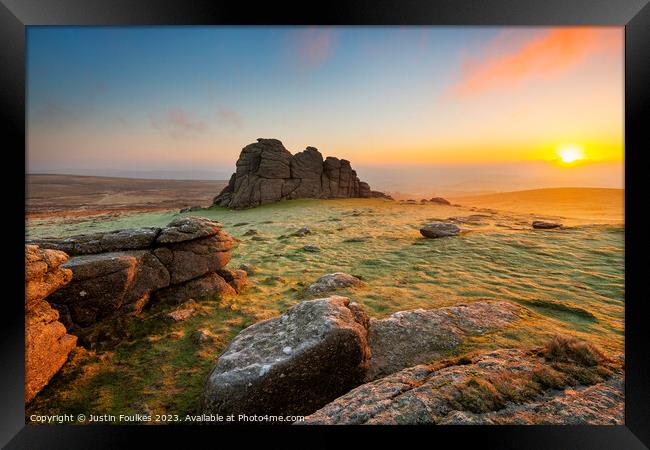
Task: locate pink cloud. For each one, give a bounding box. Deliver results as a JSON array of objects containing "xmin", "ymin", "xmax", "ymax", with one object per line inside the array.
[
  {"xmin": 290, "ymin": 28, "xmax": 336, "ymax": 69},
  {"xmin": 450, "ymin": 27, "xmax": 621, "ymax": 97},
  {"xmin": 151, "ymin": 108, "xmax": 207, "ymax": 139}
]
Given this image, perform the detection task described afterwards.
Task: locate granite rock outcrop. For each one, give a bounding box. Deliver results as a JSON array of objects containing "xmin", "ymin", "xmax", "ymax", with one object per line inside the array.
[{"xmin": 213, "ymin": 139, "xmax": 391, "ymax": 209}]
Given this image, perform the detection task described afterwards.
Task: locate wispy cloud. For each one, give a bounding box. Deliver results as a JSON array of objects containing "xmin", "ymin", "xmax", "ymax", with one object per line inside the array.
[
  {"xmin": 450, "ymin": 28, "xmax": 620, "ymax": 97},
  {"xmin": 151, "ymin": 108, "xmax": 207, "ymax": 139},
  {"xmin": 216, "ymin": 107, "xmax": 242, "ymax": 129},
  {"xmin": 289, "ymin": 28, "xmax": 337, "ymax": 69}
]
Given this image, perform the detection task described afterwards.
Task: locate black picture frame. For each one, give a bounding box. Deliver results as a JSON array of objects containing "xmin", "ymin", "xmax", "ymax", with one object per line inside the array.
[{"xmin": 2, "ymin": 0, "xmax": 648, "ymax": 448}]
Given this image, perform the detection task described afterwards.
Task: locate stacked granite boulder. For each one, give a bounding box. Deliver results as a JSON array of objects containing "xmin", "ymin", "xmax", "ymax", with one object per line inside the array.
[
  {"xmin": 28, "ymin": 217, "xmax": 245, "ymax": 348},
  {"xmin": 213, "ymin": 138, "xmax": 391, "ymax": 209}
]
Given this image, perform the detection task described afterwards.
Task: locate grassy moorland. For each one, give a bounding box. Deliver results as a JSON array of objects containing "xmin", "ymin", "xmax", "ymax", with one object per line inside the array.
[{"xmin": 25, "ymin": 188, "xmax": 624, "ymax": 421}]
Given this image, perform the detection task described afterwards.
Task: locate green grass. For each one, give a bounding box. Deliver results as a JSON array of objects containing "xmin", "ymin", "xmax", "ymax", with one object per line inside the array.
[{"xmin": 26, "ymin": 198, "xmax": 624, "ymax": 419}]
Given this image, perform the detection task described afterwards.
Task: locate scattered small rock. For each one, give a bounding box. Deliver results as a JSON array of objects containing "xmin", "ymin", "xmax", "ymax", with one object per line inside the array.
[
  {"xmin": 192, "ymin": 328, "xmax": 217, "ymax": 344},
  {"xmin": 420, "ymin": 222, "xmax": 461, "ymax": 238},
  {"xmin": 303, "ymin": 245, "xmax": 321, "ymax": 253},
  {"xmin": 179, "ymin": 205, "xmax": 203, "ymax": 213},
  {"xmin": 239, "ymin": 263, "xmax": 257, "ymax": 275},
  {"xmin": 343, "ymin": 236, "xmax": 370, "ymax": 243},
  {"xmin": 217, "ymin": 268, "xmax": 249, "ymax": 293},
  {"xmin": 305, "ymin": 273, "xmax": 362, "ymax": 296},
  {"xmin": 164, "ymin": 307, "xmax": 195, "ymax": 323},
  {"xmin": 263, "ymin": 275, "xmax": 287, "ymax": 285},
  {"xmin": 292, "ymin": 227, "xmax": 312, "ymax": 237},
  {"xmin": 233, "ymin": 222, "xmax": 249, "ymax": 227},
  {"xmin": 429, "ymin": 197, "xmax": 451, "ymax": 205},
  {"xmin": 532, "ymin": 221, "xmax": 563, "ymax": 229},
  {"xmin": 243, "ymin": 229, "xmax": 258, "ymax": 236}
]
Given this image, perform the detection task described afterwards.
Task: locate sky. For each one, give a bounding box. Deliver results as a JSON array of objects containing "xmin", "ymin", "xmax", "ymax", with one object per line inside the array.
[{"xmin": 27, "ymin": 26, "xmax": 624, "ymax": 194}]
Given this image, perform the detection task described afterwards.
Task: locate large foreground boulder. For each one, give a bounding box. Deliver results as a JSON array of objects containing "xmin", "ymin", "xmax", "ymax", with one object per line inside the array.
[
  {"xmin": 25, "ymin": 245, "xmax": 77, "ymax": 403},
  {"xmin": 213, "ymin": 138, "xmax": 391, "ymax": 209},
  {"xmin": 201, "ymin": 296, "xmax": 371, "ymax": 416},
  {"xmin": 302, "ymin": 336, "xmax": 622, "ymax": 425},
  {"xmin": 366, "ymin": 301, "xmax": 521, "ymax": 380}
]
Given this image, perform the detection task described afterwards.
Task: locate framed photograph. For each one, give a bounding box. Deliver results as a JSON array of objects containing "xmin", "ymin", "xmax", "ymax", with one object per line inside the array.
[{"xmin": 2, "ymin": 0, "xmax": 648, "ymax": 447}]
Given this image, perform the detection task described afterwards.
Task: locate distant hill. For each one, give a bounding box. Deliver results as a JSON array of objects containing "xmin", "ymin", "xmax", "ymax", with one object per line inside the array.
[
  {"xmin": 450, "ymin": 187, "xmax": 624, "ymax": 223},
  {"xmin": 27, "ymin": 174, "xmax": 229, "ymax": 217}
]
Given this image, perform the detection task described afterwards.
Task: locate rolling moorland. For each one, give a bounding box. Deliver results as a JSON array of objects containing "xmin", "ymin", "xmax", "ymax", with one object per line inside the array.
[{"xmin": 25, "ymin": 171, "xmax": 624, "ymax": 423}]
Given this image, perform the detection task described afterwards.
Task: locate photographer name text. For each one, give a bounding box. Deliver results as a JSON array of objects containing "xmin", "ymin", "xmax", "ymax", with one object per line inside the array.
[{"xmin": 29, "ymin": 413, "xmax": 304, "ymax": 423}]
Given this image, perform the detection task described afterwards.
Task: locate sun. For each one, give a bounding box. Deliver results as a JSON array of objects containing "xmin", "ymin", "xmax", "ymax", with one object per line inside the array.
[{"xmin": 557, "ymin": 145, "xmax": 585, "ymax": 164}]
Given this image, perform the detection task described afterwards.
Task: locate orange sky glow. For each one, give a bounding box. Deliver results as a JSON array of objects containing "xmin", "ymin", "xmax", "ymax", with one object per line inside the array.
[{"xmin": 28, "ymin": 27, "xmax": 624, "ymax": 183}]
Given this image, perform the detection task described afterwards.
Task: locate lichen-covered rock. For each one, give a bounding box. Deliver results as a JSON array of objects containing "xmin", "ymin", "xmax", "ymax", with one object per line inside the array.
[
  {"xmin": 420, "ymin": 222, "xmax": 461, "ymax": 238},
  {"xmin": 25, "ymin": 245, "xmax": 72, "ymax": 305},
  {"xmin": 438, "ymin": 375, "xmax": 624, "ymax": 425},
  {"xmin": 29, "ymin": 217, "xmax": 240, "ymax": 348},
  {"xmin": 28, "ymin": 227, "xmax": 161, "ymax": 256},
  {"xmin": 154, "ymin": 272, "xmax": 236, "ymax": 304},
  {"xmin": 153, "ymin": 233, "xmax": 233, "ymax": 284},
  {"xmin": 213, "ymin": 138, "xmax": 389, "ymax": 209},
  {"xmin": 201, "ymin": 296, "xmax": 371, "ymax": 416},
  {"xmin": 156, "ymin": 216, "xmax": 224, "ymax": 244},
  {"xmin": 366, "ymin": 301, "xmax": 520, "ymax": 380},
  {"xmin": 24, "ymin": 245, "xmax": 77, "ymax": 403},
  {"xmin": 302, "ymin": 338, "xmax": 622, "ymax": 425},
  {"xmin": 304, "ymin": 273, "xmax": 362, "ymax": 296},
  {"xmin": 48, "ymin": 250, "xmax": 170, "ymax": 332},
  {"xmin": 25, "ymin": 300, "xmax": 77, "ymax": 403}
]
